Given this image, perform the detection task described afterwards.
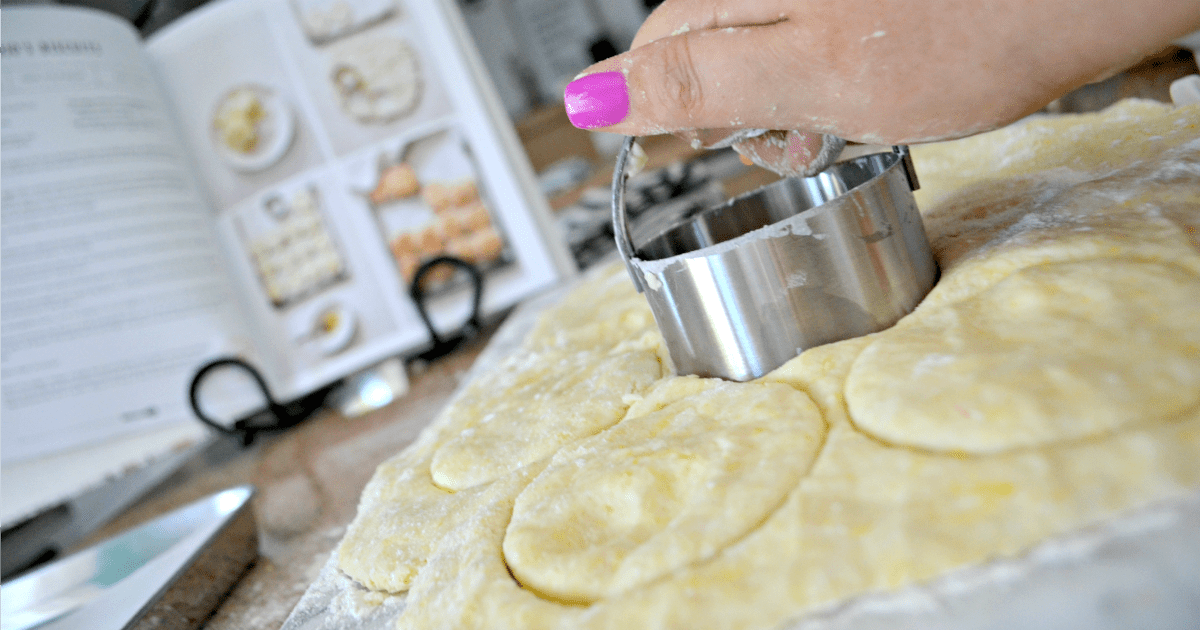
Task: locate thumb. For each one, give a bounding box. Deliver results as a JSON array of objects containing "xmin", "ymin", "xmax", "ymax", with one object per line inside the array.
[
  {"xmin": 734, "ymin": 131, "xmax": 848, "ymax": 178},
  {"xmin": 564, "ymin": 24, "xmax": 825, "ymax": 136}
]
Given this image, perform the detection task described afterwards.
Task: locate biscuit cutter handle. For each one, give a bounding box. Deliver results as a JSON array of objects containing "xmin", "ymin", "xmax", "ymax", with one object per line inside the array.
[{"xmin": 611, "ymin": 136, "xmax": 645, "ymax": 292}]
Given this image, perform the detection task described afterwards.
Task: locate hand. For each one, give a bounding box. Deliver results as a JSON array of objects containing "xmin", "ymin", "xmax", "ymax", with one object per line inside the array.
[{"xmin": 564, "ymin": 0, "xmax": 1200, "ymax": 174}]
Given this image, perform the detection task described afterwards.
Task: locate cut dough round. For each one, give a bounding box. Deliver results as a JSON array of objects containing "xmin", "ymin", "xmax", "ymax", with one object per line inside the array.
[
  {"xmin": 430, "ymin": 345, "xmax": 665, "ymax": 491},
  {"xmin": 503, "ymin": 378, "xmax": 826, "ymax": 603},
  {"xmin": 846, "ymin": 259, "xmax": 1200, "ymax": 453}
]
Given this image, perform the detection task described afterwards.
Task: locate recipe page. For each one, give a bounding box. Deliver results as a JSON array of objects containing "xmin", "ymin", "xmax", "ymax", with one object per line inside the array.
[
  {"xmin": 0, "ymin": 7, "xmax": 252, "ymax": 462},
  {"xmin": 144, "ymin": 0, "xmax": 568, "ymax": 398}
]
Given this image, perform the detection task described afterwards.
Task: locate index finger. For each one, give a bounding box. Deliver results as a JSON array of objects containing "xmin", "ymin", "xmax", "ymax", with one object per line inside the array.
[
  {"xmin": 566, "ymin": 24, "xmax": 843, "ymax": 137},
  {"xmin": 630, "ymin": 0, "xmax": 793, "ymax": 49}
]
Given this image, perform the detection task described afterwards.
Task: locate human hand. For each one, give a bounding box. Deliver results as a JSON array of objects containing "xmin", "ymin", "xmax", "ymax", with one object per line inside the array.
[{"xmin": 564, "ymin": 0, "xmax": 1200, "ymax": 174}]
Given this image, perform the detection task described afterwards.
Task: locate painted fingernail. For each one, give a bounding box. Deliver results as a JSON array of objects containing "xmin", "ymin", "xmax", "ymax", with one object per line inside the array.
[{"xmin": 564, "ymin": 72, "xmax": 629, "ymax": 129}]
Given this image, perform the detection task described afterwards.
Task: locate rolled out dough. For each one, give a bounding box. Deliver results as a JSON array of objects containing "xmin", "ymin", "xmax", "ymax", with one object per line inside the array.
[
  {"xmin": 336, "ymin": 268, "xmax": 667, "ymax": 592},
  {"xmin": 908, "ymin": 99, "xmax": 1200, "ymax": 314},
  {"xmin": 335, "ymin": 438, "xmax": 492, "ymax": 592},
  {"xmin": 846, "ymin": 259, "xmax": 1200, "ymax": 453},
  {"xmin": 429, "ymin": 343, "xmax": 665, "ymax": 491},
  {"xmin": 503, "ymin": 377, "xmax": 826, "ymax": 603},
  {"xmin": 336, "ymin": 100, "xmax": 1200, "ymax": 630},
  {"xmin": 429, "ymin": 267, "xmax": 670, "ymax": 492}
]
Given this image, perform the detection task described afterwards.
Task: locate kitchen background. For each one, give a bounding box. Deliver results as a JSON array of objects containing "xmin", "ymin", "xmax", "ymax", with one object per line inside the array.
[{"xmin": 5, "ymin": 0, "xmax": 1198, "ymax": 273}]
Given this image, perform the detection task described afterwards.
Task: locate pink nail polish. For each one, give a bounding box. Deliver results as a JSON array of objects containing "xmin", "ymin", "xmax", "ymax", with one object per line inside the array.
[{"xmin": 564, "ymin": 72, "xmax": 629, "ymax": 129}]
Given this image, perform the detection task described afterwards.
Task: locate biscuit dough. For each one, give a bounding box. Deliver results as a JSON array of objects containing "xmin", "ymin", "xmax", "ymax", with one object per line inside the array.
[
  {"xmin": 429, "ymin": 343, "xmax": 666, "ymax": 491},
  {"xmin": 504, "ymin": 377, "xmax": 826, "ymax": 603},
  {"xmin": 909, "ymin": 100, "xmax": 1200, "ymax": 311},
  {"xmin": 336, "ymin": 100, "xmax": 1200, "ymax": 629},
  {"xmin": 335, "ymin": 434, "xmax": 492, "ymax": 592},
  {"xmin": 427, "ymin": 268, "xmax": 669, "ymax": 492},
  {"xmin": 846, "ymin": 259, "xmax": 1200, "ymax": 453},
  {"xmin": 337, "ymin": 270, "xmax": 667, "ymax": 592},
  {"xmin": 393, "ymin": 339, "xmax": 1200, "ymax": 630}
]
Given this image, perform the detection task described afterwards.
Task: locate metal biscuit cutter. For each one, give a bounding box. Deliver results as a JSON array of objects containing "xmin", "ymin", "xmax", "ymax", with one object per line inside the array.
[{"xmin": 612, "ymin": 137, "xmax": 938, "ymax": 381}]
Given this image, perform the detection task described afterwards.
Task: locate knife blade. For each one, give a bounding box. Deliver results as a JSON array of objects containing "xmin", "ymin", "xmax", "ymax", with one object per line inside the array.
[{"xmin": 0, "ymin": 485, "xmax": 255, "ymax": 630}]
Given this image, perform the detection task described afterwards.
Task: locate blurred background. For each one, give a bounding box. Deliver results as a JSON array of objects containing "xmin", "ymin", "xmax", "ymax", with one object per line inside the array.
[{"xmin": 4, "ymin": 0, "xmax": 1197, "ymax": 274}]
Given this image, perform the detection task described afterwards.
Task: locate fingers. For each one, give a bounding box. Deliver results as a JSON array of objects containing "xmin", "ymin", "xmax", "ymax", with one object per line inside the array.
[
  {"xmin": 672, "ymin": 128, "xmax": 768, "ymax": 151},
  {"xmin": 566, "ymin": 24, "xmax": 827, "ymax": 136},
  {"xmin": 630, "ymin": 0, "xmax": 792, "ymax": 50},
  {"xmin": 563, "ymin": 0, "xmax": 1064, "ymax": 145},
  {"xmin": 732, "ymin": 132, "xmax": 848, "ymax": 178},
  {"xmin": 672, "ymin": 129, "xmax": 850, "ymax": 178}
]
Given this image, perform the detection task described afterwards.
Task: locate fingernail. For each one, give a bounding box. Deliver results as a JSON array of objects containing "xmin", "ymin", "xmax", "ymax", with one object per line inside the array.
[{"xmin": 564, "ymin": 72, "xmax": 629, "ymax": 129}]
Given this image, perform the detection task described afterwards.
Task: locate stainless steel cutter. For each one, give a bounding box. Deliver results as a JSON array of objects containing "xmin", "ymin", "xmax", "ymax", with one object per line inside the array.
[{"xmin": 612, "ymin": 137, "xmax": 938, "ymax": 381}]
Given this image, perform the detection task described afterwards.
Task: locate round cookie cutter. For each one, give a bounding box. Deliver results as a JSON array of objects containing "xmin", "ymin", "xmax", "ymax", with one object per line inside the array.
[{"xmin": 612, "ymin": 137, "xmax": 938, "ymax": 381}]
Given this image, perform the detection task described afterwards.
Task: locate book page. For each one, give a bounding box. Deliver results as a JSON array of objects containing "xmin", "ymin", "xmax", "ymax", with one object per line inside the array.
[
  {"xmin": 0, "ymin": 7, "xmax": 251, "ymax": 463},
  {"xmin": 144, "ymin": 0, "xmax": 572, "ymax": 400}
]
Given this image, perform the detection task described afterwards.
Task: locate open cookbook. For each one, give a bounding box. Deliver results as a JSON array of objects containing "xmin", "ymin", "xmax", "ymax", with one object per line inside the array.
[{"xmin": 0, "ymin": 0, "xmax": 573, "ymax": 524}]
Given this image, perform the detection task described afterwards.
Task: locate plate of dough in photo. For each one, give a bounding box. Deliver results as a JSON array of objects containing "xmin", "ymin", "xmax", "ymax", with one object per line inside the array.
[{"xmin": 211, "ymin": 84, "xmax": 295, "ymax": 173}]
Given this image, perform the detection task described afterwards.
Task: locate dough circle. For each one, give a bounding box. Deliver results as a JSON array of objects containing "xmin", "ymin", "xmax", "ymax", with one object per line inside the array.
[
  {"xmin": 503, "ymin": 378, "xmax": 826, "ymax": 603},
  {"xmin": 430, "ymin": 345, "xmax": 665, "ymax": 491},
  {"xmin": 845, "ymin": 259, "xmax": 1200, "ymax": 453}
]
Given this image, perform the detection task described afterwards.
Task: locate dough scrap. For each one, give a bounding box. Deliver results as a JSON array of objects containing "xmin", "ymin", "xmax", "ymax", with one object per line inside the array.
[
  {"xmin": 846, "ymin": 259, "xmax": 1200, "ymax": 453},
  {"xmin": 912, "ymin": 100, "xmax": 1200, "ymax": 211},
  {"xmin": 503, "ymin": 377, "xmax": 826, "ymax": 603},
  {"xmin": 522, "ymin": 266, "xmax": 662, "ymax": 355}
]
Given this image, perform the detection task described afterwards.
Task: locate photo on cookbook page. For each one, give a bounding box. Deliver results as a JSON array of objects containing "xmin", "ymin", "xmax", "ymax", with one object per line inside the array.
[
  {"xmin": 147, "ymin": 1, "xmax": 326, "ymax": 209},
  {"xmin": 215, "ymin": 169, "xmax": 419, "ymax": 393},
  {"xmin": 342, "ymin": 123, "xmax": 515, "ymax": 300},
  {"xmin": 145, "ymin": 0, "xmax": 570, "ymax": 396},
  {"xmin": 276, "ymin": 1, "xmax": 455, "ymax": 158},
  {"xmin": 232, "ymin": 182, "xmax": 350, "ymax": 311},
  {"xmin": 289, "ymin": 0, "xmax": 398, "ymax": 45}
]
